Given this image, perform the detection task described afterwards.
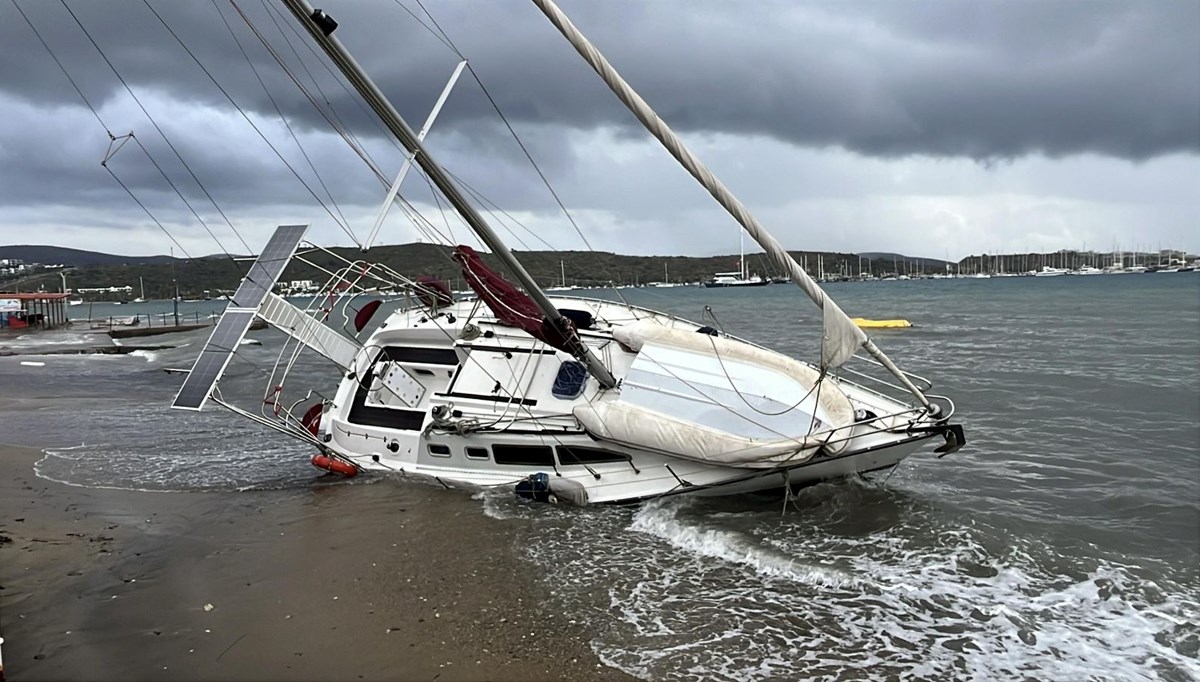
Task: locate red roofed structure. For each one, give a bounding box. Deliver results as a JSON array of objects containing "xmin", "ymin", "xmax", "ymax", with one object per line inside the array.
[{"xmin": 0, "ymin": 292, "xmax": 70, "ymax": 330}]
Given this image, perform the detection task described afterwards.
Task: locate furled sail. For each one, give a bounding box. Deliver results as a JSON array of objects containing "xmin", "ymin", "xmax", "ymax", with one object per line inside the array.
[{"xmin": 453, "ymin": 245, "xmax": 588, "ymax": 357}]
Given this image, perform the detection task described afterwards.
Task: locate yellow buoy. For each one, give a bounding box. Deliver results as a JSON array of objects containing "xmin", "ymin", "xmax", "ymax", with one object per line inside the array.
[{"xmin": 851, "ymin": 317, "xmax": 912, "ymax": 329}]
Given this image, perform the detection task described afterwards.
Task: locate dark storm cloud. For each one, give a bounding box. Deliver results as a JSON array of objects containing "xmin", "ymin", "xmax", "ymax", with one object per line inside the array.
[
  {"xmin": 2, "ymin": 0, "xmax": 1196, "ymax": 163},
  {"xmin": 0, "ymin": 0, "xmax": 1197, "ymax": 260}
]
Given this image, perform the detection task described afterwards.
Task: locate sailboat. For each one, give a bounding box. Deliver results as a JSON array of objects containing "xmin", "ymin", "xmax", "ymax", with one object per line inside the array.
[
  {"xmin": 651, "ymin": 262, "xmax": 686, "ymax": 287},
  {"xmin": 544, "ymin": 260, "xmax": 579, "ymax": 292},
  {"xmin": 704, "ymin": 231, "xmax": 768, "ymax": 288},
  {"xmin": 171, "ymin": 0, "xmax": 964, "ymax": 505},
  {"xmin": 132, "ymin": 276, "xmax": 146, "ymax": 303}
]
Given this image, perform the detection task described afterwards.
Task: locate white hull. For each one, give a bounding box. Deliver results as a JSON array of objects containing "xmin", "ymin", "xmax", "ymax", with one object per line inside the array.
[
  {"xmin": 346, "ymin": 430, "xmax": 931, "ymax": 502},
  {"xmin": 1034, "ymin": 267, "xmax": 1068, "ymax": 277},
  {"xmin": 306, "ymin": 296, "xmax": 957, "ymax": 505}
]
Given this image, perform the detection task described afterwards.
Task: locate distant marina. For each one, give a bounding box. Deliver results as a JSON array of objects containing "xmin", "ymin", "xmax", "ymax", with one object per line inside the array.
[{"xmin": 4, "ymin": 246, "xmax": 1197, "ymax": 304}]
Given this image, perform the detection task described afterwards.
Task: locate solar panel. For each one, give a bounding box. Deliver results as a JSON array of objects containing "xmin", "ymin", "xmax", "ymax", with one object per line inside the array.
[
  {"xmin": 171, "ymin": 310, "xmax": 257, "ymax": 410},
  {"xmin": 230, "ymin": 224, "xmax": 307, "ymax": 309},
  {"xmin": 171, "ymin": 225, "xmax": 308, "ymax": 411}
]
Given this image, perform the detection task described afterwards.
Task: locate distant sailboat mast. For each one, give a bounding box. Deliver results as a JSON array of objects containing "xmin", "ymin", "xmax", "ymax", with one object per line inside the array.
[{"xmin": 532, "ymin": 0, "xmax": 930, "ymax": 406}]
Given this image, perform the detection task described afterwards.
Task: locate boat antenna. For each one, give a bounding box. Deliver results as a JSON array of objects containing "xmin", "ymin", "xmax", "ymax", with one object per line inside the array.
[
  {"xmin": 530, "ymin": 0, "xmax": 931, "ymax": 408},
  {"xmin": 279, "ymin": 0, "xmax": 616, "ymax": 388}
]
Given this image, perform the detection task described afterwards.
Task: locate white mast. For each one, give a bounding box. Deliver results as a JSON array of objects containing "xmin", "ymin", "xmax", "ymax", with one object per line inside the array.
[
  {"xmin": 739, "ymin": 230, "xmax": 745, "ymax": 280},
  {"xmin": 282, "ymin": 0, "xmax": 616, "ymax": 388},
  {"xmin": 531, "ymin": 0, "xmax": 929, "ymax": 406}
]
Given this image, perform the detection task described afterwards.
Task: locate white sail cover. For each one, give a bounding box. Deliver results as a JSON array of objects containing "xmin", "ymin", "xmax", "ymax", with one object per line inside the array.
[{"xmin": 573, "ymin": 321, "xmax": 855, "ymax": 468}]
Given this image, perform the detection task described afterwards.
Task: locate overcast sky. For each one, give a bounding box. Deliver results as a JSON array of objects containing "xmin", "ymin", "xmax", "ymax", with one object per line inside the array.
[{"xmin": 0, "ymin": 0, "xmax": 1196, "ymax": 260}]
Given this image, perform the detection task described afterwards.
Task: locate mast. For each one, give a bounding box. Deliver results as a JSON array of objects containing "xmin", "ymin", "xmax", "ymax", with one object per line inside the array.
[
  {"xmin": 532, "ymin": 0, "xmax": 929, "ymax": 406},
  {"xmin": 739, "ymin": 230, "xmax": 745, "ymax": 280},
  {"xmin": 281, "ymin": 0, "xmax": 615, "ymax": 388}
]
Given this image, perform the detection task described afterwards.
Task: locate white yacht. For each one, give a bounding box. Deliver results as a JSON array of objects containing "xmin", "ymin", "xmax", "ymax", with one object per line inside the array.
[{"xmin": 1034, "ymin": 266, "xmax": 1069, "ymax": 277}]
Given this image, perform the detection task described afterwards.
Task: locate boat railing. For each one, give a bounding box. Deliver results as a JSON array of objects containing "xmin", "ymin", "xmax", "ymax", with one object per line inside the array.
[
  {"xmin": 850, "ymin": 355, "xmax": 935, "ymax": 391},
  {"xmin": 833, "ymin": 355, "xmax": 935, "ymax": 406}
]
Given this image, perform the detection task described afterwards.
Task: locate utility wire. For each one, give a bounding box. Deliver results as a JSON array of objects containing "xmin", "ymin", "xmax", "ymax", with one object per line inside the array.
[{"xmin": 10, "ymin": 0, "xmax": 106, "ymax": 133}]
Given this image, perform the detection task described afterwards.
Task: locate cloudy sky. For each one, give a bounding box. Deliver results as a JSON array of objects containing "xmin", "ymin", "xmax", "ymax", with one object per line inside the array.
[{"xmin": 0, "ymin": 0, "xmax": 1196, "ymax": 260}]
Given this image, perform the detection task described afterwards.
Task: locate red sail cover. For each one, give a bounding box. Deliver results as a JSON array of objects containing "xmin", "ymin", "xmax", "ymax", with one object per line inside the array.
[
  {"xmin": 415, "ymin": 275, "xmax": 454, "ymax": 309},
  {"xmin": 452, "ymin": 245, "xmax": 584, "ymax": 356}
]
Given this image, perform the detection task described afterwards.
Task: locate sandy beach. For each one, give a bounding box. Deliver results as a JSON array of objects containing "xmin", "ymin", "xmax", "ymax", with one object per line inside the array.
[{"xmin": 0, "ymin": 442, "xmax": 632, "ymax": 681}]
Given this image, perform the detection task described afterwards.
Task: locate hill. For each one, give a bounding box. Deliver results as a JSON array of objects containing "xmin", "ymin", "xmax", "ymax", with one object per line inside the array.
[
  {"xmin": 0, "ymin": 245, "xmax": 179, "ymax": 267},
  {"xmin": 1, "ymin": 242, "xmax": 954, "ymax": 300}
]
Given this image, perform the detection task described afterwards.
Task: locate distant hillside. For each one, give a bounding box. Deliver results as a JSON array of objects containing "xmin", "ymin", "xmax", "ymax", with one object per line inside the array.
[
  {"xmin": 2, "ymin": 242, "xmax": 970, "ymax": 300},
  {"xmin": 0, "ymin": 245, "xmax": 178, "ymax": 267},
  {"xmin": 3, "ymin": 242, "xmax": 896, "ymax": 300},
  {"xmin": 858, "ymin": 251, "xmax": 940, "ymax": 263}
]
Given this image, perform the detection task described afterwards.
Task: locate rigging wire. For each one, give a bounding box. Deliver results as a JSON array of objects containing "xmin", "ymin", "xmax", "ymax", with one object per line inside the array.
[
  {"xmin": 411, "ymin": 0, "xmax": 604, "ymax": 256},
  {"xmin": 389, "ymin": 0, "xmax": 457, "ymax": 55},
  {"xmin": 229, "ymin": 0, "xmax": 388, "ymax": 186},
  {"xmin": 11, "ymin": 0, "xmax": 197, "ymax": 261},
  {"xmin": 259, "ymin": 0, "xmax": 403, "ymax": 158},
  {"xmin": 138, "ymin": 0, "xmax": 363, "ymax": 247},
  {"xmin": 406, "ymin": 0, "xmax": 633, "ymax": 306},
  {"xmin": 60, "ymin": 0, "xmax": 255, "ymax": 256},
  {"xmin": 211, "ymin": 0, "xmax": 352, "ymax": 231}
]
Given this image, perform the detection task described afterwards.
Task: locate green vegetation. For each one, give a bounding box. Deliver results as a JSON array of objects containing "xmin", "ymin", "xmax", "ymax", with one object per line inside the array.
[{"xmin": 3, "ymin": 243, "xmax": 953, "ymax": 300}]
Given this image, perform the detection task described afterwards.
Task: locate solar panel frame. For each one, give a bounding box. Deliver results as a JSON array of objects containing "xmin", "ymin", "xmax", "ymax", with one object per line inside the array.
[
  {"xmin": 171, "ymin": 310, "xmax": 258, "ymax": 410},
  {"xmin": 229, "ymin": 224, "xmax": 307, "ymax": 309}
]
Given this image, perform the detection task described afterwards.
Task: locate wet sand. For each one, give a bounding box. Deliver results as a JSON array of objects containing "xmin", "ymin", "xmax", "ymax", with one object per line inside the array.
[{"xmin": 0, "ymin": 443, "xmax": 633, "ymax": 681}]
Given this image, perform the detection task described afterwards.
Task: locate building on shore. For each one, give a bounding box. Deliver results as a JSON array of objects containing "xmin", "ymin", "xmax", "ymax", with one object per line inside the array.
[{"xmin": 0, "ymin": 293, "xmax": 70, "ymax": 330}]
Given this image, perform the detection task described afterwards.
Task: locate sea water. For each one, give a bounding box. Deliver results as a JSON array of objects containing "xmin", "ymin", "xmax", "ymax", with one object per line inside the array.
[{"xmin": 2, "ymin": 274, "xmax": 1197, "ymax": 680}]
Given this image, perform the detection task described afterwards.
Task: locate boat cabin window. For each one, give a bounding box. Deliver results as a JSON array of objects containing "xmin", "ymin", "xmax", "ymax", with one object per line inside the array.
[
  {"xmin": 428, "ymin": 443, "xmax": 451, "ymax": 458},
  {"xmin": 492, "ymin": 444, "xmax": 554, "ymax": 467},
  {"xmin": 381, "ymin": 346, "xmax": 459, "ymax": 365},
  {"xmin": 557, "ymin": 446, "xmax": 630, "ymax": 465},
  {"xmin": 465, "ymin": 447, "xmax": 490, "ymax": 460}
]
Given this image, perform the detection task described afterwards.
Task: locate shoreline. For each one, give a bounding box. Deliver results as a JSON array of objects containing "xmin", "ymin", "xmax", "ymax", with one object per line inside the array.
[{"xmin": 0, "ymin": 442, "xmax": 633, "ymax": 681}]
